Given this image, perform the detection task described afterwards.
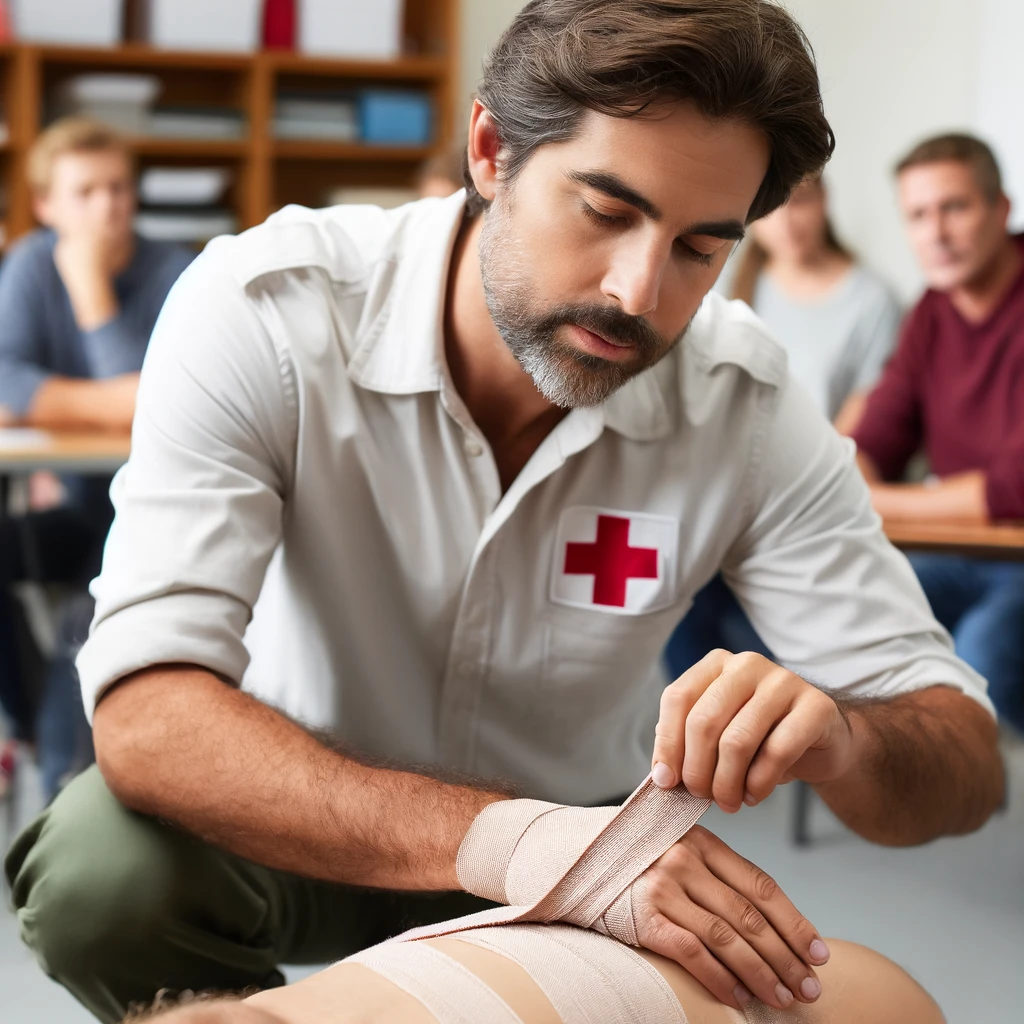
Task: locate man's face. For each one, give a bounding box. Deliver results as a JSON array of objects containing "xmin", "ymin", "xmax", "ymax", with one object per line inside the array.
[
  {"xmin": 898, "ymin": 160, "xmax": 1009, "ymax": 292},
  {"xmin": 35, "ymin": 149, "xmax": 136, "ymax": 242},
  {"xmin": 477, "ymin": 104, "xmax": 770, "ymax": 408}
]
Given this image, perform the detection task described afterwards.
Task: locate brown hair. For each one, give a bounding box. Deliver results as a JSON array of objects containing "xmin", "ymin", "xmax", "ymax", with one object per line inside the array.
[
  {"xmin": 896, "ymin": 133, "xmax": 1003, "ymax": 204},
  {"xmin": 730, "ymin": 175, "xmax": 853, "ymax": 305},
  {"xmin": 464, "ymin": 0, "xmax": 834, "ymax": 221},
  {"xmin": 27, "ymin": 117, "xmax": 134, "ymax": 196}
]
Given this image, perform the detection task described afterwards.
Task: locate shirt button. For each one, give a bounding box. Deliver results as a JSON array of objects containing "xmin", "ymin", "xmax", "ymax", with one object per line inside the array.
[{"xmin": 464, "ymin": 439, "xmax": 484, "ymax": 458}]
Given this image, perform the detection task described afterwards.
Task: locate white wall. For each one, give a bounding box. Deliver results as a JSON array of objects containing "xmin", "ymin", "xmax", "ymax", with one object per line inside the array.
[
  {"xmin": 787, "ymin": 0, "xmax": 1023, "ymax": 302},
  {"xmin": 975, "ymin": 0, "xmax": 1024, "ymax": 232},
  {"xmin": 785, "ymin": 0, "xmax": 981, "ymax": 301},
  {"xmin": 459, "ymin": 0, "xmax": 525, "ymax": 122},
  {"xmin": 458, "ymin": 0, "xmax": 1021, "ymax": 302}
]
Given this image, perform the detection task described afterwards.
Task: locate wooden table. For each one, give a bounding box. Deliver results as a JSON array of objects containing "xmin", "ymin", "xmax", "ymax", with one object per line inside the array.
[
  {"xmin": 885, "ymin": 519, "xmax": 1024, "ymax": 561},
  {"xmin": 0, "ymin": 430, "xmax": 131, "ymax": 476}
]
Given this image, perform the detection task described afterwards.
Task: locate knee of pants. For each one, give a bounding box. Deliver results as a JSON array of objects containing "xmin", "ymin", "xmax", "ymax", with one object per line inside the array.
[{"xmin": 9, "ymin": 766, "xmax": 232, "ymax": 981}]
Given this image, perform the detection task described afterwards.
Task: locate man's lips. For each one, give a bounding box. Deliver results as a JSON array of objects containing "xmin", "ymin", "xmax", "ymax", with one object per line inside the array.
[{"xmin": 565, "ymin": 323, "xmax": 636, "ymax": 362}]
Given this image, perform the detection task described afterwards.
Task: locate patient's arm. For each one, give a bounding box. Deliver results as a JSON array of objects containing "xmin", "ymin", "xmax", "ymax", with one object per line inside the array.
[{"xmin": 144, "ymin": 936, "xmax": 943, "ymax": 1024}]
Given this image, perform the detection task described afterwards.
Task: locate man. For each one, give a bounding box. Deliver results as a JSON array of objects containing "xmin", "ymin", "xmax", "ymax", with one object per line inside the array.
[
  {"xmin": 5, "ymin": 4, "xmax": 1003, "ymax": 1023},
  {"xmin": 854, "ymin": 134, "xmax": 1024, "ymax": 733},
  {"xmin": 0, "ymin": 118, "xmax": 193, "ymax": 796}
]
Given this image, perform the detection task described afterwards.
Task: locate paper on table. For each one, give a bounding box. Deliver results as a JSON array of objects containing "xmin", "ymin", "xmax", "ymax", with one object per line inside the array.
[{"xmin": 0, "ymin": 428, "xmax": 52, "ymax": 450}]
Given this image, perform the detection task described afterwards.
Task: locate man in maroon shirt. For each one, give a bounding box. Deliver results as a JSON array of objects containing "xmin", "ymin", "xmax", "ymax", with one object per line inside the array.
[{"xmin": 854, "ymin": 133, "xmax": 1024, "ymax": 732}]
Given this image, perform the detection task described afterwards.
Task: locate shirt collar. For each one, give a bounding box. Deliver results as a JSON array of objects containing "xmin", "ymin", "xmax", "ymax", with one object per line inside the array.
[
  {"xmin": 345, "ymin": 192, "xmax": 465, "ymax": 396},
  {"xmin": 347, "ymin": 191, "xmax": 676, "ymax": 443}
]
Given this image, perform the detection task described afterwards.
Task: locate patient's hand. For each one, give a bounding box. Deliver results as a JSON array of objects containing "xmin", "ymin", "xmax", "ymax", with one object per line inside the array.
[{"xmin": 626, "ymin": 824, "xmax": 829, "ymax": 1014}]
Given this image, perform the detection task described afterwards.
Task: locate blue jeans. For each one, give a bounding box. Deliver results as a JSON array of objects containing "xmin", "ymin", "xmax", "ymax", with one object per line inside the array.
[
  {"xmin": 908, "ymin": 553, "xmax": 1024, "ymax": 733},
  {"xmin": 664, "ymin": 575, "xmax": 772, "ymax": 680}
]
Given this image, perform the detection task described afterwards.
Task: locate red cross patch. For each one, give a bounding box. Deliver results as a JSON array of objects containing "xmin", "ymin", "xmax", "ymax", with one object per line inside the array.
[{"xmin": 550, "ymin": 507, "xmax": 679, "ymax": 615}]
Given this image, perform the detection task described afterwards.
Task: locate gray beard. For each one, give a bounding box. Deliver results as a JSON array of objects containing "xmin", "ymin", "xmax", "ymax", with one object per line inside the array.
[{"xmin": 477, "ymin": 201, "xmax": 683, "ymax": 409}]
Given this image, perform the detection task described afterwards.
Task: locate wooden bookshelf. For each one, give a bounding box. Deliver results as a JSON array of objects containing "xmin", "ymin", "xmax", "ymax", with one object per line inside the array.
[{"xmin": 0, "ymin": 0, "xmax": 459, "ymax": 245}]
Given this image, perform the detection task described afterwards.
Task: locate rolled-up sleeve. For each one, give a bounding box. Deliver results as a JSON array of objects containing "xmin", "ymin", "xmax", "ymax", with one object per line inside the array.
[
  {"xmin": 726, "ymin": 377, "xmax": 994, "ymax": 715},
  {"xmin": 76, "ymin": 243, "xmax": 298, "ymax": 717},
  {"xmin": 0, "ymin": 242, "xmax": 53, "ymax": 416}
]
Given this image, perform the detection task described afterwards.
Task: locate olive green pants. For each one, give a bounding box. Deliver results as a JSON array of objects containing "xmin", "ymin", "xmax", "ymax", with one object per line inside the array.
[{"xmin": 4, "ymin": 766, "xmax": 491, "ymax": 1023}]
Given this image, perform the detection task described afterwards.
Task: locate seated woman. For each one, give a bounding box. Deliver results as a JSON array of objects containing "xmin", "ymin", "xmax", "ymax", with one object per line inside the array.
[{"xmin": 131, "ymin": 932, "xmax": 943, "ymax": 1024}]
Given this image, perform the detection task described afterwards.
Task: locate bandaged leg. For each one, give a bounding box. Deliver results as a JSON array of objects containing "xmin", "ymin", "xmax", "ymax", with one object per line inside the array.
[{"xmin": 235, "ymin": 934, "xmax": 946, "ymax": 1024}]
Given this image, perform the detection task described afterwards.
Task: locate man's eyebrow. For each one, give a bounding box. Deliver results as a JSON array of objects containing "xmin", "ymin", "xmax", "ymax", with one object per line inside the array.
[
  {"xmin": 685, "ymin": 219, "xmax": 747, "ymax": 242},
  {"xmin": 567, "ymin": 169, "xmax": 746, "ymax": 241},
  {"xmin": 568, "ymin": 170, "xmax": 662, "ymax": 220}
]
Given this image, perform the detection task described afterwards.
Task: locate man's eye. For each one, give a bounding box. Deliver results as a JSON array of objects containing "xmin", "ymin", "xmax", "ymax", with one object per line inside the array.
[
  {"xmin": 581, "ymin": 202, "xmax": 624, "ymax": 227},
  {"xmin": 678, "ymin": 242, "xmax": 716, "ymax": 267}
]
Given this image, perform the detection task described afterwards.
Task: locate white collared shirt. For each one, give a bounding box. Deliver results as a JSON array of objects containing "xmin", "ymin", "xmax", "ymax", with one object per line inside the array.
[{"xmin": 79, "ymin": 193, "xmax": 992, "ymax": 805}]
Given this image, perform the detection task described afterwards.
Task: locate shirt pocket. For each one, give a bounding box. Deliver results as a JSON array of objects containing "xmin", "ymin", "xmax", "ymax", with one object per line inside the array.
[{"xmin": 539, "ymin": 602, "xmax": 685, "ymax": 720}]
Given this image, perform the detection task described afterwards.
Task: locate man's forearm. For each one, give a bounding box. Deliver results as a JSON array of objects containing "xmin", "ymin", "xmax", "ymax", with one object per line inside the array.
[
  {"xmin": 93, "ymin": 666, "xmax": 511, "ymax": 890},
  {"xmin": 869, "ymin": 472, "xmax": 989, "ymax": 523},
  {"xmin": 25, "ymin": 374, "xmax": 136, "ymax": 431},
  {"xmin": 814, "ymin": 685, "xmax": 1003, "ymax": 846}
]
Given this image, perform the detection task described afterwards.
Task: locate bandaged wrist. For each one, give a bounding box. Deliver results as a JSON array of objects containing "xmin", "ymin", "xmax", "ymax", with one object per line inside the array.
[
  {"xmin": 451, "ymin": 776, "xmax": 711, "ymax": 946},
  {"xmin": 457, "ymin": 799, "xmax": 620, "ymax": 905}
]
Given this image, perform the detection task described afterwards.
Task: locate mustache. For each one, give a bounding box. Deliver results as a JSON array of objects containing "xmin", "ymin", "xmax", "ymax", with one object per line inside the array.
[{"xmin": 533, "ymin": 303, "xmax": 666, "ymax": 354}]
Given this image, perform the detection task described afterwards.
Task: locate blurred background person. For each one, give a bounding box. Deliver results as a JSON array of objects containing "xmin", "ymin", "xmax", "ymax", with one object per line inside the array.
[
  {"xmin": 665, "ymin": 174, "xmax": 902, "ymax": 677},
  {"xmin": 0, "ymin": 118, "xmax": 193, "ymax": 799},
  {"xmin": 416, "ymin": 147, "xmax": 465, "ymax": 199},
  {"xmin": 854, "ymin": 134, "xmax": 1024, "ymax": 734}
]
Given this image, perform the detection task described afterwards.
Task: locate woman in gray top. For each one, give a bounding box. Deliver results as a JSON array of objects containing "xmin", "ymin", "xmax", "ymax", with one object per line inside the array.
[
  {"xmin": 666, "ymin": 176, "xmax": 902, "ymax": 676},
  {"xmin": 730, "ymin": 174, "xmax": 902, "ymax": 430}
]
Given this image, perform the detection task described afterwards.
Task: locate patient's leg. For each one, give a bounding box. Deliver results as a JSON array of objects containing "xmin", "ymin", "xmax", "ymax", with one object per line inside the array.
[
  {"xmin": 147, "ymin": 935, "xmax": 944, "ymax": 1024},
  {"xmin": 642, "ymin": 938, "xmax": 944, "ymax": 1023}
]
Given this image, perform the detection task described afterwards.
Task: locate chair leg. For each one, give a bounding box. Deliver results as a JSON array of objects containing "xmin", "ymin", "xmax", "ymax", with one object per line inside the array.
[{"xmin": 792, "ymin": 780, "xmax": 813, "ymax": 847}]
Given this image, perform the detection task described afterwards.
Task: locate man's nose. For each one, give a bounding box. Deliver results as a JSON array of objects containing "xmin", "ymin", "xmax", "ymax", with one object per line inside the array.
[{"xmin": 601, "ymin": 237, "xmax": 666, "ymax": 317}]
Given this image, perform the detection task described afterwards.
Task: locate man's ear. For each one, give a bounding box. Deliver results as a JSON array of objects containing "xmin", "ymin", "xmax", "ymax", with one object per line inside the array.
[{"xmin": 466, "ymin": 100, "xmax": 503, "ymax": 203}]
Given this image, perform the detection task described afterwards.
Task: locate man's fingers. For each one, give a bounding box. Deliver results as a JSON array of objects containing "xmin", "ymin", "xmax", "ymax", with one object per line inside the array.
[
  {"xmin": 681, "ymin": 652, "xmax": 765, "ymax": 799},
  {"xmin": 711, "ymin": 689, "xmax": 792, "ymax": 812},
  {"xmin": 638, "ymin": 910, "xmax": 749, "ymax": 1011},
  {"xmin": 652, "ymin": 649, "xmax": 731, "ymax": 787},
  {"xmin": 700, "ymin": 831, "xmax": 829, "ymax": 970},
  {"xmin": 743, "ymin": 708, "xmax": 822, "ymax": 804}
]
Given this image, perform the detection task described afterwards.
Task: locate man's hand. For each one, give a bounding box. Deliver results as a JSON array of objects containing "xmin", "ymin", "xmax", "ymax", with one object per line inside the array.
[
  {"xmin": 633, "ymin": 825, "xmax": 829, "ymax": 1011},
  {"xmin": 53, "ymin": 231, "xmax": 120, "ymax": 331},
  {"xmin": 652, "ymin": 650, "xmax": 854, "ymax": 812}
]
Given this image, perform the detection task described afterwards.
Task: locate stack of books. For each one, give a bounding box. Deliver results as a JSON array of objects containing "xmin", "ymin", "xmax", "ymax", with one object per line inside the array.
[
  {"xmin": 274, "ymin": 92, "xmax": 359, "ymax": 141},
  {"xmin": 135, "ymin": 167, "xmax": 237, "ymax": 245}
]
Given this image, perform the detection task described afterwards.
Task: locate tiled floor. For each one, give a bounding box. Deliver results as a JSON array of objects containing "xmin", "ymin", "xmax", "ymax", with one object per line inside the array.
[{"xmin": 4, "ymin": 740, "xmax": 1023, "ymax": 1023}]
